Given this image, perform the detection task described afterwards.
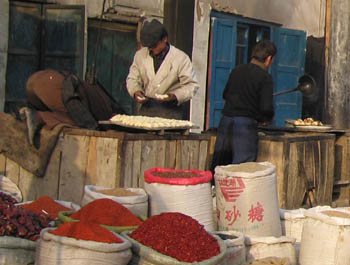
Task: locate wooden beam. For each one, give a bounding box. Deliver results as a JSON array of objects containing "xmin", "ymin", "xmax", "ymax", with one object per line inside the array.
[{"xmin": 325, "ymin": 0, "xmax": 332, "ymax": 68}]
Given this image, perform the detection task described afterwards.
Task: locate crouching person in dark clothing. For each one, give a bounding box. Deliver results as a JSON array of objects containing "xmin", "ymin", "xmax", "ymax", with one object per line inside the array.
[
  {"xmin": 22, "ymin": 69, "xmax": 125, "ymax": 146},
  {"xmin": 211, "ymin": 40, "xmax": 277, "ymax": 180}
]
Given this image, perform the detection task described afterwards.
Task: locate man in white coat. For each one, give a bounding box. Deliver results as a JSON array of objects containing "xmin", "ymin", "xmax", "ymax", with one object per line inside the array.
[{"xmin": 126, "ymin": 19, "xmax": 199, "ymax": 120}]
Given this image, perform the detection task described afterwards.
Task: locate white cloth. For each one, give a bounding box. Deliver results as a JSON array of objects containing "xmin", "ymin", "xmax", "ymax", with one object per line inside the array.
[{"xmin": 126, "ymin": 45, "xmax": 199, "ymax": 105}]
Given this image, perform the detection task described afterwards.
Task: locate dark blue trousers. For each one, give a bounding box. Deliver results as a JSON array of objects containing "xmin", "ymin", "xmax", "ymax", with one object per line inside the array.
[{"xmin": 211, "ymin": 115, "xmax": 258, "ymax": 173}]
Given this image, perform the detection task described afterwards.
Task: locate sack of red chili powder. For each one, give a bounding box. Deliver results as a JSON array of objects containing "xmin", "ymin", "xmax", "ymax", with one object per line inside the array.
[
  {"xmin": 122, "ymin": 212, "xmax": 227, "ymax": 265},
  {"xmin": 81, "ymin": 185, "xmax": 148, "ymax": 217},
  {"xmin": 144, "ymin": 167, "xmax": 215, "ymax": 231},
  {"xmin": 36, "ymin": 227, "xmax": 132, "ymax": 265},
  {"xmin": 16, "ymin": 196, "xmax": 80, "ymax": 219},
  {"xmin": 58, "ymin": 198, "xmax": 144, "ymax": 233}
]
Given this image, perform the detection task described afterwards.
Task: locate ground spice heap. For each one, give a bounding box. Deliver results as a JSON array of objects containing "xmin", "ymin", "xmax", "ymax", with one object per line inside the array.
[
  {"xmin": 50, "ymin": 221, "xmax": 123, "ymax": 243},
  {"xmin": 71, "ymin": 198, "xmax": 142, "ymax": 226},
  {"xmin": 19, "ymin": 196, "xmax": 72, "ymax": 219},
  {"xmin": 130, "ymin": 212, "xmax": 220, "ymax": 263}
]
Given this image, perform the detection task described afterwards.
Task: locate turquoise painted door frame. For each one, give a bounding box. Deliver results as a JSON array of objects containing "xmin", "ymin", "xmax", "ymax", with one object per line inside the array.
[
  {"xmin": 272, "ymin": 28, "xmax": 306, "ymax": 127},
  {"xmin": 208, "ymin": 17, "xmax": 236, "ymax": 128}
]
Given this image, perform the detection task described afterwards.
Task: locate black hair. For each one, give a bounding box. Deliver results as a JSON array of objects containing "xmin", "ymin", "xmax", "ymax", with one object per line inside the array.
[{"xmin": 251, "ymin": 40, "xmax": 277, "ymax": 63}]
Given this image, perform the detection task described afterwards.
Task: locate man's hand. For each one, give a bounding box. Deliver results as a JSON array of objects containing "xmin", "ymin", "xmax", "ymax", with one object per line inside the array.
[{"xmin": 134, "ymin": 91, "xmax": 148, "ymax": 103}]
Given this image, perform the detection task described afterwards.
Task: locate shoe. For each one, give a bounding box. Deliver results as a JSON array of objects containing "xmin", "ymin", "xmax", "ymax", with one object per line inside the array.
[{"xmin": 20, "ymin": 107, "xmax": 39, "ymax": 146}]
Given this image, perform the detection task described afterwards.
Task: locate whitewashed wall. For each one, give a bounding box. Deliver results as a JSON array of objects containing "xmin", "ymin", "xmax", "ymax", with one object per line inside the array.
[
  {"xmin": 211, "ymin": 0, "xmax": 326, "ymax": 38},
  {"xmin": 0, "ymin": 1, "xmax": 9, "ymax": 112},
  {"xmin": 191, "ymin": 0, "xmax": 326, "ymax": 132},
  {"xmin": 56, "ymin": 0, "xmax": 163, "ymax": 18}
]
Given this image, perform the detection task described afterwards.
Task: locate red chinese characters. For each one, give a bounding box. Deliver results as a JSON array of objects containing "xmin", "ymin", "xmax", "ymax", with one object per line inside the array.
[
  {"xmin": 248, "ymin": 202, "xmax": 264, "ymax": 222},
  {"xmin": 225, "ymin": 205, "xmax": 242, "ymax": 225},
  {"xmin": 218, "ymin": 177, "xmax": 246, "ymax": 202},
  {"xmin": 218, "ymin": 201, "xmax": 264, "ymax": 226}
]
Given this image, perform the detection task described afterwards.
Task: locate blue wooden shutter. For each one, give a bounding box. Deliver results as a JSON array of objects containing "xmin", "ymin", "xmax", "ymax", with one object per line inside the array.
[
  {"xmin": 272, "ymin": 28, "xmax": 306, "ymax": 127},
  {"xmin": 42, "ymin": 6, "xmax": 85, "ymax": 78},
  {"xmin": 6, "ymin": 2, "xmax": 42, "ymax": 104},
  {"xmin": 87, "ymin": 22, "xmax": 138, "ymax": 115},
  {"xmin": 209, "ymin": 17, "xmax": 236, "ymax": 128}
]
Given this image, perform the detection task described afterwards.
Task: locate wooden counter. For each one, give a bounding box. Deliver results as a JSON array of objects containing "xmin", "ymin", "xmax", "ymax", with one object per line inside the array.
[
  {"xmin": 0, "ymin": 128, "xmax": 343, "ymax": 209},
  {"xmin": 257, "ymin": 132, "xmax": 335, "ymax": 209},
  {"xmin": 0, "ymin": 128, "xmax": 214, "ymax": 205}
]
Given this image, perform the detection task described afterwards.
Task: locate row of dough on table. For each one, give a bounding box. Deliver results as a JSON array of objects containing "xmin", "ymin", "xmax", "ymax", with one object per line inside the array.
[{"xmin": 110, "ymin": 114, "xmax": 194, "ymax": 129}]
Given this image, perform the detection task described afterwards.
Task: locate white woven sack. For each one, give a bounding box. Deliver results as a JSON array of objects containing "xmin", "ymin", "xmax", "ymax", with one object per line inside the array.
[
  {"xmin": 213, "ymin": 231, "xmax": 246, "ymax": 265},
  {"xmin": 35, "ymin": 228, "xmax": 132, "ymax": 265},
  {"xmin": 280, "ymin": 206, "xmax": 332, "ymax": 262},
  {"xmin": 299, "ymin": 207, "xmax": 350, "ymax": 265},
  {"xmin": 81, "ymin": 185, "xmax": 148, "ymax": 217},
  {"xmin": 215, "ymin": 162, "xmax": 282, "ymax": 237},
  {"xmin": 122, "ymin": 231, "xmax": 227, "ymax": 265},
  {"xmin": 0, "ymin": 236, "xmax": 36, "ymax": 265},
  {"xmin": 245, "ymin": 236, "xmax": 297, "ymax": 265},
  {"xmin": 280, "ymin": 208, "xmax": 306, "ymax": 242},
  {"xmin": 0, "ymin": 175, "xmax": 22, "ymax": 202},
  {"xmin": 144, "ymin": 181, "xmax": 215, "ymax": 232},
  {"xmin": 242, "ymin": 257, "xmax": 291, "ymax": 265}
]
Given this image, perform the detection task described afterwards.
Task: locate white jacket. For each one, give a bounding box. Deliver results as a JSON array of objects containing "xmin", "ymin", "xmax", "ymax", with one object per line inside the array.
[{"xmin": 126, "ymin": 45, "xmax": 199, "ymax": 105}]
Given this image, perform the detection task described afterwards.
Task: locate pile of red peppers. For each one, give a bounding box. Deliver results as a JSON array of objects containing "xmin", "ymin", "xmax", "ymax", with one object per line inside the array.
[{"xmin": 130, "ymin": 212, "xmax": 220, "ymax": 262}]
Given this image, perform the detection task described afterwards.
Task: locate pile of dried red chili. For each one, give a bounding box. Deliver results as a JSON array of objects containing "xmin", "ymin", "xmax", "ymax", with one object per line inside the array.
[
  {"xmin": 130, "ymin": 212, "xmax": 220, "ymax": 262},
  {"xmin": 50, "ymin": 221, "xmax": 123, "ymax": 243},
  {"xmin": 18, "ymin": 196, "xmax": 72, "ymax": 219},
  {"xmin": 70, "ymin": 198, "xmax": 142, "ymax": 227}
]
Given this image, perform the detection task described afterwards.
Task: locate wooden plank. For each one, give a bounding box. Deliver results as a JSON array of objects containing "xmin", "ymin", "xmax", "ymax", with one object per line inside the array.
[
  {"xmin": 0, "ymin": 153, "xmax": 6, "ymax": 175},
  {"xmin": 257, "ymin": 139, "xmax": 286, "ymax": 208},
  {"xmin": 59, "ymin": 134, "xmax": 90, "ymax": 205},
  {"xmin": 199, "ymin": 140, "xmax": 209, "ymax": 170},
  {"xmin": 18, "ymin": 167, "xmax": 37, "ymax": 201},
  {"xmin": 165, "ymin": 140, "xmax": 177, "ymax": 168},
  {"xmin": 206, "ymin": 135, "xmax": 216, "ymax": 171},
  {"xmin": 175, "ymin": 140, "xmax": 183, "ymax": 169},
  {"xmin": 18, "ymin": 139, "xmax": 62, "ymax": 201},
  {"xmin": 189, "ymin": 140, "xmax": 200, "ymax": 170},
  {"xmin": 94, "ymin": 137, "xmax": 120, "ymax": 188},
  {"xmin": 286, "ymin": 142, "xmax": 306, "ymax": 209},
  {"xmin": 325, "ymin": 0, "xmax": 332, "ymax": 68},
  {"xmin": 139, "ymin": 140, "xmax": 158, "ymax": 188},
  {"xmin": 5, "ymin": 158, "xmax": 20, "ymax": 186},
  {"xmin": 85, "ymin": 136, "xmax": 98, "ymax": 185},
  {"xmin": 121, "ymin": 140, "xmax": 134, "ymax": 188},
  {"xmin": 155, "ymin": 140, "xmax": 167, "ymax": 167},
  {"xmin": 323, "ymin": 137, "xmax": 335, "ymax": 205},
  {"xmin": 39, "ymin": 139, "xmax": 62, "ymax": 200},
  {"xmin": 132, "ymin": 140, "xmax": 142, "ymax": 188},
  {"xmin": 334, "ymin": 135, "xmax": 350, "ymax": 205}
]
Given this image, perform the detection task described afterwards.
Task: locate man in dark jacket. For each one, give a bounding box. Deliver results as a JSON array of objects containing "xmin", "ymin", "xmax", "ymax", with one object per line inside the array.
[{"xmin": 211, "ymin": 40, "xmax": 277, "ymax": 174}]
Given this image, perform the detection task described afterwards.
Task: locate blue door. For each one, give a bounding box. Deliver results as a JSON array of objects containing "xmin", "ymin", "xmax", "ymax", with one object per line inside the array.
[
  {"xmin": 208, "ymin": 18, "xmax": 236, "ymax": 128},
  {"xmin": 208, "ymin": 18, "xmax": 306, "ymax": 128},
  {"xmin": 272, "ymin": 28, "xmax": 306, "ymax": 127}
]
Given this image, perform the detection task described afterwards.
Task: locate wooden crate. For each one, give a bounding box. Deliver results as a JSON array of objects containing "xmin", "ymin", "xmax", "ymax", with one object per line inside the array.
[
  {"xmin": 257, "ymin": 132, "xmax": 335, "ymax": 209},
  {"xmin": 0, "ymin": 129, "xmax": 213, "ymax": 205},
  {"xmin": 332, "ymin": 131, "xmax": 350, "ymax": 206}
]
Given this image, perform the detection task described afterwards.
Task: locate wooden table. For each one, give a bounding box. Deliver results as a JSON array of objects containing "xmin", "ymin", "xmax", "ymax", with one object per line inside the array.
[
  {"xmin": 0, "ymin": 128, "xmax": 214, "ymax": 205},
  {"xmin": 257, "ymin": 131, "xmax": 336, "ymax": 209}
]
